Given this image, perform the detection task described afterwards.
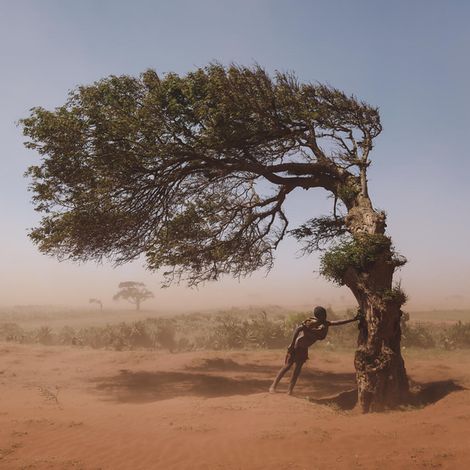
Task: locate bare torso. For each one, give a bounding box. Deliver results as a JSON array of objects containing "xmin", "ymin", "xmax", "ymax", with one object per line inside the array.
[{"xmin": 294, "ymin": 321, "xmax": 329, "ymax": 349}]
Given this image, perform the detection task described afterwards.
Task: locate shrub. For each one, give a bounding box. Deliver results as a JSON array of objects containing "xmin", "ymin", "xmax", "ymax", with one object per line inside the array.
[
  {"xmin": 402, "ymin": 322, "xmax": 436, "ymax": 348},
  {"xmin": 211, "ymin": 314, "xmax": 248, "ymax": 349},
  {"xmin": 58, "ymin": 326, "xmax": 77, "ymax": 345},
  {"xmin": 320, "ymin": 234, "xmax": 392, "ymax": 285},
  {"xmin": 245, "ymin": 311, "xmax": 288, "ymax": 349},
  {"xmin": 4, "ymin": 309, "xmax": 470, "ymax": 352},
  {"xmin": 36, "ymin": 326, "xmax": 54, "ymax": 345},
  {"xmin": 0, "ymin": 323, "xmax": 27, "ymax": 342},
  {"xmin": 445, "ymin": 321, "xmax": 470, "ymax": 348}
]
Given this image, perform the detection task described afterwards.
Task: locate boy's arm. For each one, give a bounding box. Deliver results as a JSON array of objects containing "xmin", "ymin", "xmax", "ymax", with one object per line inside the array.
[
  {"xmin": 327, "ymin": 318, "xmax": 357, "ymax": 326},
  {"xmin": 327, "ymin": 310, "xmax": 362, "ymax": 327},
  {"xmin": 287, "ymin": 325, "xmax": 304, "ymax": 350}
]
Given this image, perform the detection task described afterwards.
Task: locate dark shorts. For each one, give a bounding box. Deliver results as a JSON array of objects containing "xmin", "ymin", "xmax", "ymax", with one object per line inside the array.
[{"xmin": 286, "ymin": 347, "xmax": 308, "ymax": 365}]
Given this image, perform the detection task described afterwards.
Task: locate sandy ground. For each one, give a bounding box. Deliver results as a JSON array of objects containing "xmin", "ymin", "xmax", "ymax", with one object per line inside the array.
[{"xmin": 1, "ymin": 344, "xmax": 470, "ymax": 470}]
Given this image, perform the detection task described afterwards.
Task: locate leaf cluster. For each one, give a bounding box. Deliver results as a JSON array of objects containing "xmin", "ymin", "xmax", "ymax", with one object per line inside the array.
[
  {"xmin": 290, "ymin": 215, "xmax": 348, "ymax": 254},
  {"xmin": 320, "ymin": 234, "xmax": 399, "ymax": 285}
]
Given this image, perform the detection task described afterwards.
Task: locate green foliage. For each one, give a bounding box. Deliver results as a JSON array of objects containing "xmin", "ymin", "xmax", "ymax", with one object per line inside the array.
[
  {"xmin": 0, "ymin": 323, "xmax": 30, "ymax": 342},
  {"xmin": 289, "ymin": 216, "xmax": 347, "ymax": 253},
  {"xmin": 0, "ymin": 318, "xmax": 176, "ymax": 351},
  {"xmin": 381, "ymin": 284, "xmax": 408, "ymax": 305},
  {"xmin": 77, "ymin": 319, "xmax": 176, "ymax": 351},
  {"xmin": 149, "ymin": 318, "xmax": 177, "ymax": 351},
  {"xmin": 444, "ymin": 321, "xmax": 470, "ymax": 348},
  {"xmin": 4, "ymin": 310, "xmax": 470, "ymax": 351},
  {"xmin": 20, "ymin": 63, "xmax": 382, "ymax": 286},
  {"xmin": 320, "ymin": 234, "xmax": 392, "ymax": 285},
  {"xmin": 211, "ymin": 315, "xmax": 250, "ymax": 349},
  {"xmin": 58, "ymin": 326, "xmax": 77, "ymax": 345},
  {"xmin": 401, "ymin": 316, "xmax": 470, "ymax": 349},
  {"xmin": 244, "ymin": 311, "xmax": 289, "ymax": 349},
  {"xmin": 401, "ymin": 322, "xmax": 436, "ymax": 349},
  {"xmin": 203, "ymin": 312, "xmax": 288, "ymax": 350},
  {"xmin": 35, "ymin": 326, "xmax": 54, "ymax": 345}
]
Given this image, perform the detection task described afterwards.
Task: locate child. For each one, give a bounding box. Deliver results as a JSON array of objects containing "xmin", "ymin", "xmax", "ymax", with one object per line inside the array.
[{"xmin": 269, "ymin": 306, "xmax": 359, "ymax": 395}]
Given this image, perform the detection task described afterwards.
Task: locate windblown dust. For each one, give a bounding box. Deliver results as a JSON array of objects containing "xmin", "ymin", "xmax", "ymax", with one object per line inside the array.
[{"xmin": 1, "ymin": 344, "xmax": 469, "ymax": 469}]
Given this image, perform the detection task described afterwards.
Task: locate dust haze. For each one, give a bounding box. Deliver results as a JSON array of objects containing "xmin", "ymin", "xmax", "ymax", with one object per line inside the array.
[
  {"xmin": 2, "ymin": 1, "xmax": 470, "ymax": 468},
  {"xmin": 2, "ymin": 304, "xmax": 470, "ymax": 468},
  {"xmin": 1, "ymin": 247, "xmax": 469, "ymax": 312}
]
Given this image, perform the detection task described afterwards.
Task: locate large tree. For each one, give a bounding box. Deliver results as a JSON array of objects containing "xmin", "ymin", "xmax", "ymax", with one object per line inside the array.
[{"xmin": 21, "ymin": 64, "xmax": 408, "ymax": 412}]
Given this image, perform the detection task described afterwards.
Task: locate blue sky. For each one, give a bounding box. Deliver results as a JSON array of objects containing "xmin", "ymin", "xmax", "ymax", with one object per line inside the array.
[{"xmin": 0, "ymin": 0, "xmax": 469, "ymax": 311}]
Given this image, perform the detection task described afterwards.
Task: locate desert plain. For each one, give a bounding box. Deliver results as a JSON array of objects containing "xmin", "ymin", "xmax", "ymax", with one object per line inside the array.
[{"xmin": 1, "ymin": 308, "xmax": 470, "ymax": 470}]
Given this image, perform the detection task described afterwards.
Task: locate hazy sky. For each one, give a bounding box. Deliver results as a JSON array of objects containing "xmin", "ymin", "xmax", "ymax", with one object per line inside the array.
[{"xmin": 1, "ymin": 0, "xmax": 469, "ymax": 311}]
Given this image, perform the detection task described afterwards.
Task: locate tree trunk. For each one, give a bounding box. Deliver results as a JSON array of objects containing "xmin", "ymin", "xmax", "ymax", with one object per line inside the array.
[
  {"xmin": 353, "ymin": 284, "xmax": 409, "ymax": 412},
  {"xmin": 344, "ymin": 195, "xmax": 409, "ymax": 412}
]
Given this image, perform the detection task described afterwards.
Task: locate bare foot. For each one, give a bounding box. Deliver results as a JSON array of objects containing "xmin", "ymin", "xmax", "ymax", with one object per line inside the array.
[
  {"xmin": 269, "ymin": 386, "xmax": 276, "ymax": 394},
  {"xmin": 287, "ymin": 389, "xmax": 293, "ymax": 396}
]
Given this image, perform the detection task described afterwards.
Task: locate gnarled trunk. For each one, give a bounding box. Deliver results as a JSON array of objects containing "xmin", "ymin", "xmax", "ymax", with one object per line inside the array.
[
  {"xmin": 354, "ymin": 297, "xmax": 408, "ymax": 412},
  {"xmin": 344, "ymin": 194, "xmax": 409, "ymax": 412}
]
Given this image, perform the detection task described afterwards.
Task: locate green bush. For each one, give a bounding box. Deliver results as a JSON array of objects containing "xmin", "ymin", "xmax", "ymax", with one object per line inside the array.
[
  {"xmin": 402, "ymin": 322, "xmax": 436, "ymax": 348},
  {"xmin": 320, "ymin": 234, "xmax": 392, "ymax": 285},
  {"xmin": 3, "ymin": 308, "xmax": 470, "ymax": 352},
  {"xmin": 35, "ymin": 326, "xmax": 54, "ymax": 345},
  {"xmin": 445, "ymin": 321, "xmax": 470, "ymax": 348},
  {"xmin": 0, "ymin": 323, "xmax": 30, "ymax": 343}
]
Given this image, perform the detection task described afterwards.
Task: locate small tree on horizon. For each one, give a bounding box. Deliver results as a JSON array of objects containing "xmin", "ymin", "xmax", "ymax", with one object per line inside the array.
[
  {"xmin": 21, "ymin": 63, "xmax": 409, "ymax": 412},
  {"xmin": 89, "ymin": 298, "xmax": 103, "ymax": 311},
  {"xmin": 113, "ymin": 281, "xmax": 154, "ymax": 311}
]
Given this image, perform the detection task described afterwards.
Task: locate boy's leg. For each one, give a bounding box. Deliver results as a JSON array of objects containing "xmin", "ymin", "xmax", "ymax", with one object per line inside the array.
[
  {"xmin": 269, "ymin": 361, "xmax": 293, "ymax": 392},
  {"xmin": 287, "ymin": 361, "xmax": 304, "ymax": 395}
]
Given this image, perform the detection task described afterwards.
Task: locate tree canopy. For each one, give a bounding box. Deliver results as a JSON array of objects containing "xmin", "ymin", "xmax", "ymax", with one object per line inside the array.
[{"xmin": 21, "ymin": 64, "xmax": 382, "ymax": 286}]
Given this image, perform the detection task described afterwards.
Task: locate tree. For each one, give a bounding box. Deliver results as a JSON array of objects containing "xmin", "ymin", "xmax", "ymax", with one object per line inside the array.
[
  {"xmin": 113, "ymin": 281, "xmax": 154, "ymax": 311},
  {"xmin": 20, "ymin": 64, "xmax": 409, "ymax": 412},
  {"xmin": 89, "ymin": 298, "xmax": 103, "ymax": 311}
]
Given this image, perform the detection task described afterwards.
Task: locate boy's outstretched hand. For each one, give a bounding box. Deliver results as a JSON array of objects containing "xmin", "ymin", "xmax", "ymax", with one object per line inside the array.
[{"xmin": 354, "ymin": 308, "xmax": 365, "ymax": 321}]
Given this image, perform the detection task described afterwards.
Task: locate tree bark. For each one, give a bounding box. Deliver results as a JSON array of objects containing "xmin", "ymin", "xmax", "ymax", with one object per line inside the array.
[
  {"xmin": 344, "ymin": 195, "xmax": 409, "ymax": 412},
  {"xmin": 353, "ymin": 286, "xmax": 409, "ymax": 412}
]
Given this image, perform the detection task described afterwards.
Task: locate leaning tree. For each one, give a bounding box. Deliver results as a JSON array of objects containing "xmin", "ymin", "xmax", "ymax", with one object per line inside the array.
[{"xmin": 21, "ymin": 64, "xmax": 409, "ymax": 412}]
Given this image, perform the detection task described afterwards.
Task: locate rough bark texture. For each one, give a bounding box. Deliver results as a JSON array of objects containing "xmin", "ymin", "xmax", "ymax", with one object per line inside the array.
[{"xmin": 344, "ymin": 195, "xmax": 409, "ymax": 412}]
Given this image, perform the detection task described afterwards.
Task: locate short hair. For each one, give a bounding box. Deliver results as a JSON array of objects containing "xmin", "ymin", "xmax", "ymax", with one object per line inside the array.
[{"xmin": 313, "ymin": 306, "xmax": 327, "ymax": 320}]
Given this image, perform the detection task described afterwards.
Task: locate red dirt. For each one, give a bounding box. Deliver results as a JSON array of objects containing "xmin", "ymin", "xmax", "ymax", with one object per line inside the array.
[{"xmin": 1, "ymin": 343, "xmax": 469, "ymax": 469}]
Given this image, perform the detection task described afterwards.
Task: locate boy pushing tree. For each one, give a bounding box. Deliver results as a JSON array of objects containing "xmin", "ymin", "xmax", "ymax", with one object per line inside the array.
[{"xmin": 270, "ymin": 306, "xmax": 360, "ymax": 395}]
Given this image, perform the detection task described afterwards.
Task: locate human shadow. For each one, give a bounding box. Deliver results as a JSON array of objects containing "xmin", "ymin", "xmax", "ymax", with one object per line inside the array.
[
  {"xmin": 188, "ymin": 357, "xmax": 356, "ymax": 395},
  {"xmin": 91, "ymin": 369, "xmax": 272, "ymax": 403},
  {"xmin": 187, "ymin": 357, "xmax": 274, "ymax": 372},
  {"xmin": 91, "ymin": 358, "xmax": 357, "ymax": 403}
]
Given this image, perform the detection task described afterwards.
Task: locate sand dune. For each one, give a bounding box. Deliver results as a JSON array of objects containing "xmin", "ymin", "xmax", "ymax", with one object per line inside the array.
[{"xmin": 1, "ymin": 344, "xmax": 469, "ymax": 469}]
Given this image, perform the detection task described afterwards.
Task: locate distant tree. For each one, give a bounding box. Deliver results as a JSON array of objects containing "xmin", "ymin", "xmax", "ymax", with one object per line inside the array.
[
  {"xmin": 21, "ymin": 64, "xmax": 409, "ymax": 412},
  {"xmin": 89, "ymin": 298, "xmax": 103, "ymax": 311},
  {"xmin": 113, "ymin": 282, "xmax": 153, "ymax": 311}
]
